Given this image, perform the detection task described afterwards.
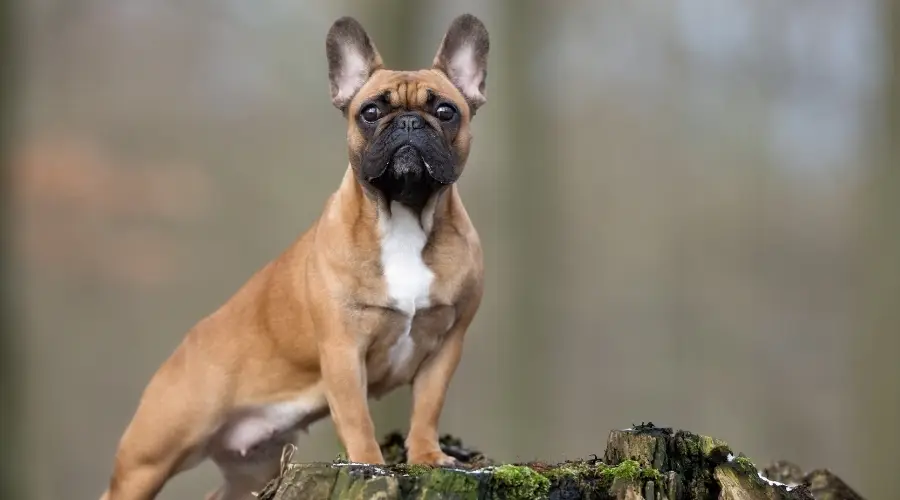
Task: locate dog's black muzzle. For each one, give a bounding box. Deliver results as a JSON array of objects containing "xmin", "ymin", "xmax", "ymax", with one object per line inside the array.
[{"xmin": 363, "ymin": 112, "xmax": 458, "ymax": 209}]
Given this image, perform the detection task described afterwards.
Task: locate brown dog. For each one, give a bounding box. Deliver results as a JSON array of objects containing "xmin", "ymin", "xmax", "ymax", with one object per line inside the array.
[{"xmin": 100, "ymin": 13, "xmax": 489, "ymax": 500}]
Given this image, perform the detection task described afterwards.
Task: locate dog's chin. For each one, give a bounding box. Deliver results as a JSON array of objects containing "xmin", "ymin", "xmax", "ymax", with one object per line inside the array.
[{"xmin": 368, "ymin": 145, "xmax": 446, "ymax": 210}]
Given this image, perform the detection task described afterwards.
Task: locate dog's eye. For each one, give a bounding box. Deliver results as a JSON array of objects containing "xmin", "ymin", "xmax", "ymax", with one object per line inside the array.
[
  {"xmin": 435, "ymin": 104, "xmax": 457, "ymax": 122},
  {"xmin": 360, "ymin": 104, "xmax": 382, "ymax": 123}
]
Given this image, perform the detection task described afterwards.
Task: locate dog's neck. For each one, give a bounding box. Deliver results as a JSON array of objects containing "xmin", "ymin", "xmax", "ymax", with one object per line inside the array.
[{"xmin": 333, "ymin": 165, "xmax": 452, "ymax": 236}]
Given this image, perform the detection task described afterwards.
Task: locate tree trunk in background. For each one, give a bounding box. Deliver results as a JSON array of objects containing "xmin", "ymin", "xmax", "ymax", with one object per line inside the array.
[
  {"xmin": 0, "ymin": 0, "xmax": 21, "ymax": 498},
  {"xmin": 500, "ymin": 1, "xmax": 559, "ymax": 455},
  {"xmin": 856, "ymin": 1, "xmax": 899, "ymax": 499}
]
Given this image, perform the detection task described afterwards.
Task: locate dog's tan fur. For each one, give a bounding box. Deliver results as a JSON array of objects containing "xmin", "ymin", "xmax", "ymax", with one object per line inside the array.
[{"xmin": 101, "ymin": 14, "xmax": 489, "ymax": 500}]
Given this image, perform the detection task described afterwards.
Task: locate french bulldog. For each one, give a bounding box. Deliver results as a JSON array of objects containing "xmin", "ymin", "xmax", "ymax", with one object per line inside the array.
[{"xmin": 101, "ymin": 13, "xmax": 489, "ymax": 500}]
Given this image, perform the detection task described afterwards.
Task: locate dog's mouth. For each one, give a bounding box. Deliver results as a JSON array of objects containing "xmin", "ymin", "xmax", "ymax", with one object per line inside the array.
[{"xmin": 368, "ymin": 144, "xmax": 445, "ymax": 209}]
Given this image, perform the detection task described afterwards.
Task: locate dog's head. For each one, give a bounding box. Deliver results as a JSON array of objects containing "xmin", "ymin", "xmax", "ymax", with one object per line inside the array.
[{"xmin": 326, "ymin": 14, "xmax": 489, "ymax": 211}]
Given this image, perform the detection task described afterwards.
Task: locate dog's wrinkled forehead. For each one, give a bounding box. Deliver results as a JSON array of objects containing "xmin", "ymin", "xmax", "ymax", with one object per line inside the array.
[{"xmin": 350, "ymin": 70, "xmax": 469, "ymax": 116}]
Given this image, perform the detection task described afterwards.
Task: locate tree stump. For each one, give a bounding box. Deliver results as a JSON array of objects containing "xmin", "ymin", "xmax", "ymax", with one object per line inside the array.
[{"xmin": 256, "ymin": 423, "xmax": 862, "ymax": 500}]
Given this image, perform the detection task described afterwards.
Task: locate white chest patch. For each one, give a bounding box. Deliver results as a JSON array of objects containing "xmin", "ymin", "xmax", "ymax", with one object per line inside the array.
[
  {"xmin": 379, "ymin": 201, "xmax": 434, "ymax": 315},
  {"xmin": 378, "ymin": 201, "xmax": 434, "ymax": 369}
]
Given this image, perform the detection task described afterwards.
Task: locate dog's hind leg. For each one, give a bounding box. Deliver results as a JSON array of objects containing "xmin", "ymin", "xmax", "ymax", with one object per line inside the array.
[{"xmin": 100, "ymin": 342, "xmax": 227, "ymax": 500}]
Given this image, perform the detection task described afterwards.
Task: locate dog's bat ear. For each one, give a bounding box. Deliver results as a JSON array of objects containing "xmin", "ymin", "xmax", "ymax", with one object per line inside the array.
[
  {"xmin": 326, "ymin": 17, "xmax": 383, "ymax": 112},
  {"xmin": 432, "ymin": 14, "xmax": 490, "ymax": 115}
]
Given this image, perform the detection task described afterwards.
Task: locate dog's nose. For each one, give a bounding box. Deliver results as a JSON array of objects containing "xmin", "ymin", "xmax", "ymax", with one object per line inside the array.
[{"xmin": 395, "ymin": 113, "xmax": 424, "ymax": 131}]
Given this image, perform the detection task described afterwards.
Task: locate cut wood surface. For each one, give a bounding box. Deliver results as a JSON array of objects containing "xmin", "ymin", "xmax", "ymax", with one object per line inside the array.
[{"xmin": 256, "ymin": 423, "xmax": 863, "ymax": 500}]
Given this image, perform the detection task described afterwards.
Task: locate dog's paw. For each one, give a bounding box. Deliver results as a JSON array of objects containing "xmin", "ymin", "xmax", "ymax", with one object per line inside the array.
[{"xmin": 407, "ymin": 450, "xmax": 461, "ymax": 468}]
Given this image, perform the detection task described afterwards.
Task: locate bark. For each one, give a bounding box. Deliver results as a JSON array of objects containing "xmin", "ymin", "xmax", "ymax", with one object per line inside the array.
[
  {"xmin": 257, "ymin": 424, "xmax": 862, "ymax": 500},
  {"xmin": 762, "ymin": 462, "xmax": 865, "ymax": 500}
]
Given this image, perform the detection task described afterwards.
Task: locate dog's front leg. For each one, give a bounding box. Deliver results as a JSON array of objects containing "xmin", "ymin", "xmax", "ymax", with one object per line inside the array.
[
  {"xmin": 405, "ymin": 291, "xmax": 482, "ymax": 466},
  {"xmin": 318, "ymin": 321, "xmax": 385, "ymax": 464}
]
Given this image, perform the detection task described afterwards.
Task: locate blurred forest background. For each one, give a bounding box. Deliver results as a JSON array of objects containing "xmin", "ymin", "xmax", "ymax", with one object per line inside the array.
[{"xmin": 2, "ymin": 0, "xmax": 898, "ymax": 499}]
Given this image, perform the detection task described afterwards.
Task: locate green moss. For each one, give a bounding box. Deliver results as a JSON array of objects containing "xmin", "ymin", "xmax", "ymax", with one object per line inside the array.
[
  {"xmin": 593, "ymin": 459, "xmax": 666, "ymax": 494},
  {"xmin": 400, "ymin": 468, "xmax": 481, "ymax": 500},
  {"xmin": 727, "ymin": 455, "xmax": 769, "ymax": 490},
  {"xmin": 640, "ymin": 465, "xmax": 663, "ymax": 482},
  {"xmin": 429, "ymin": 469, "xmax": 473, "ymax": 488},
  {"xmin": 492, "ymin": 464, "xmax": 551, "ymax": 500},
  {"xmin": 599, "ymin": 459, "xmax": 641, "ymax": 482},
  {"xmin": 733, "ymin": 456, "xmax": 756, "ymax": 471},
  {"xmin": 699, "ymin": 435, "xmax": 729, "ymax": 456},
  {"xmin": 427, "ymin": 469, "xmax": 479, "ymax": 493},
  {"xmin": 394, "ymin": 463, "xmax": 433, "ymax": 476},
  {"xmin": 537, "ymin": 459, "xmax": 664, "ymax": 498},
  {"xmin": 540, "ymin": 461, "xmax": 603, "ymax": 482},
  {"xmin": 343, "ymin": 474, "xmax": 400, "ymax": 498},
  {"xmin": 673, "ymin": 431, "xmax": 702, "ymax": 464}
]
